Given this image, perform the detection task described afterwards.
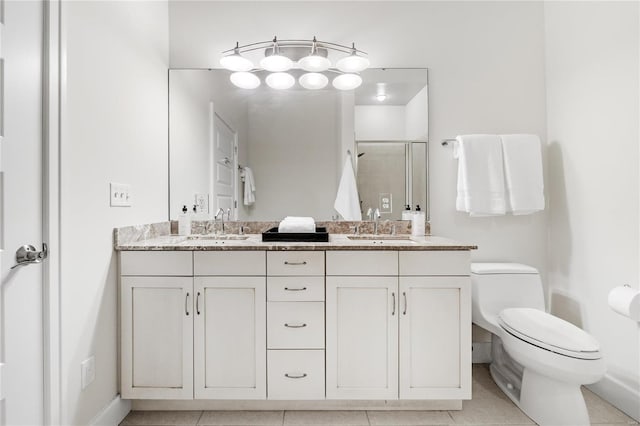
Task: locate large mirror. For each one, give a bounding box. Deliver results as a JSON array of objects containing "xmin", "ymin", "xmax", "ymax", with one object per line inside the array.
[{"xmin": 169, "ymin": 68, "xmax": 428, "ymax": 221}]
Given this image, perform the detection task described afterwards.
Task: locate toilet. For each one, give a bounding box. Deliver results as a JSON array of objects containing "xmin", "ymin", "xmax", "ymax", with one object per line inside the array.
[{"xmin": 471, "ymin": 263, "xmax": 606, "ymax": 426}]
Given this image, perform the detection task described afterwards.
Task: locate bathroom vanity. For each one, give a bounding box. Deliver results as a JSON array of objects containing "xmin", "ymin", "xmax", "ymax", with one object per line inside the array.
[{"xmin": 115, "ymin": 222, "xmax": 476, "ymax": 409}]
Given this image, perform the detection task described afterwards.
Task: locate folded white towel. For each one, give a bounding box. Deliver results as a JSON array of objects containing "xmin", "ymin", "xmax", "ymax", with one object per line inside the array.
[
  {"xmin": 278, "ymin": 216, "xmax": 316, "ymax": 233},
  {"xmin": 334, "ymin": 154, "xmax": 362, "ymax": 221},
  {"xmin": 500, "ymin": 134, "xmax": 545, "ymax": 215},
  {"xmin": 455, "ymin": 134, "xmax": 507, "ymax": 216},
  {"xmin": 243, "ymin": 167, "xmax": 256, "ymax": 206}
]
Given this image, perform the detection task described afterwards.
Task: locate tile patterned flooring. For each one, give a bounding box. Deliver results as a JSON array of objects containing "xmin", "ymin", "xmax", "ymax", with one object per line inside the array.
[{"xmin": 120, "ymin": 364, "xmax": 638, "ymax": 426}]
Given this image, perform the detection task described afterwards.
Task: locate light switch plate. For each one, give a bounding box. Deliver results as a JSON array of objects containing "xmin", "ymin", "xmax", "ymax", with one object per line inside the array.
[
  {"xmin": 110, "ymin": 183, "xmax": 132, "ymax": 207},
  {"xmin": 81, "ymin": 356, "xmax": 95, "ymax": 390}
]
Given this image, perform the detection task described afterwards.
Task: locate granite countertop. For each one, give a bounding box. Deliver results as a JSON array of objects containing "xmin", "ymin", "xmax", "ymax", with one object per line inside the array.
[{"xmin": 115, "ymin": 233, "xmax": 477, "ymax": 251}]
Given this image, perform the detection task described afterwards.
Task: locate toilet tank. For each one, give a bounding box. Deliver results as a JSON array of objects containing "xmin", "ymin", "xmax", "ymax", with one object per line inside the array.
[{"xmin": 471, "ymin": 263, "xmax": 545, "ymax": 334}]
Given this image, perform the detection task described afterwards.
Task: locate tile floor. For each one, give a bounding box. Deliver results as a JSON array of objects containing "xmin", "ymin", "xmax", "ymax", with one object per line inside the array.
[{"xmin": 120, "ymin": 364, "xmax": 638, "ymax": 426}]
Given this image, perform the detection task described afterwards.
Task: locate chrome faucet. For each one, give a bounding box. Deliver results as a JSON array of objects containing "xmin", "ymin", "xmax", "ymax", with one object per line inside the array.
[
  {"xmin": 215, "ymin": 208, "xmax": 226, "ymax": 234},
  {"xmin": 373, "ymin": 208, "xmax": 381, "ymax": 234}
]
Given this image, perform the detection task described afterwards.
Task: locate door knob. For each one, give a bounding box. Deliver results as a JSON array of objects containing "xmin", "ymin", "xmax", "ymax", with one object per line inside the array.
[{"xmin": 11, "ymin": 243, "xmax": 48, "ymax": 269}]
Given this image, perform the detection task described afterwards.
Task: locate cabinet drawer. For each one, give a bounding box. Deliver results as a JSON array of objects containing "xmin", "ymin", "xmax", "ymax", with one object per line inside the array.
[
  {"xmin": 267, "ymin": 251, "xmax": 324, "ymax": 276},
  {"xmin": 267, "ymin": 302, "xmax": 324, "ymax": 349},
  {"xmin": 399, "ymin": 251, "xmax": 470, "ymax": 276},
  {"xmin": 268, "ymin": 350, "xmax": 325, "ymax": 400},
  {"xmin": 326, "ymin": 251, "xmax": 398, "ymax": 276},
  {"xmin": 194, "ymin": 251, "xmax": 265, "ymax": 276},
  {"xmin": 268, "ymin": 277, "xmax": 325, "ymax": 302},
  {"xmin": 120, "ymin": 251, "xmax": 193, "ymax": 276}
]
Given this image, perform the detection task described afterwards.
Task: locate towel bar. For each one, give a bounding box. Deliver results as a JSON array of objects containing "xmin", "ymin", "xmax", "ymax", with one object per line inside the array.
[{"xmin": 441, "ymin": 139, "xmax": 457, "ymax": 146}]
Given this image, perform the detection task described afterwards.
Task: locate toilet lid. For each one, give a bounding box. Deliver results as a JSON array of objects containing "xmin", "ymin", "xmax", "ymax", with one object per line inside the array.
[{"xmin": 498, "ymin": 308, "xmax": 601, "ymax": 360}]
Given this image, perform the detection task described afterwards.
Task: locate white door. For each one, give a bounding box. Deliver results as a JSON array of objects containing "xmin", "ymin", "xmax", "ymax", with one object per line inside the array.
[
  {"xmin": 399, "ymin": 277, "xmax": 472, "ymax": 399},
  {"xmin": 0, "ymin": 1, "xmax": 46, "ymax": 424},
  {"xmin": 121, "ymin": 276, "xmax": 194, "ymax": 399},
  {"xmin": 194, "ymin": 277, "xmax": 266, "ymax": 399},
  {"xmin": 326, "ymin": 277, "xmax": 398, "ymax": 400},
  {"xmin": 211, "ymin": 111, "xmax": 237, "ymax": 217}
]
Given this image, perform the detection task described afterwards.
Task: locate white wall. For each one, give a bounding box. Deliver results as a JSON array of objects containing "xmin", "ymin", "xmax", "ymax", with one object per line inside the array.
[
  {"xmin": 169, "ymin": 1, "xmax": 548, "ymax": 275},
  {"xmin": 61, "ymin": 1, "xmax": 169, "ymax": 424},
  {"xmin": 544, "ymin": 2, "xmax": 640, "ymax": 420}
]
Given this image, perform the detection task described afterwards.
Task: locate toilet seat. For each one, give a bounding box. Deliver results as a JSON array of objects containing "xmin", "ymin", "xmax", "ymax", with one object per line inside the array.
[{"xmin": 498, "ymin": 308, "xmax": 601, "ymax": 360}]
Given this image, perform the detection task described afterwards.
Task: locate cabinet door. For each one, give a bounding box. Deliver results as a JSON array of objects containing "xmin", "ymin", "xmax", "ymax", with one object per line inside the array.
[
  {"xmin": 326, "ymin": 277, "xmax": 398, "ymax": 399},
  {"xmin": 399, "ymin": 277, "xmax": 471, "ymax": 399},
  {"xmin": 194, "ymin": 277, "xmax": 266, "ymax": 399},
  {"xmin": 121, "ymin": 276, "xmax": 193, "ymax": 399}
]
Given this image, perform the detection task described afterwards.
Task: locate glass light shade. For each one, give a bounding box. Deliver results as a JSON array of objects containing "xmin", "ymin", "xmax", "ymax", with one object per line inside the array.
[
  {"xmin": 260, "ymin": 54, "xmax": 293, "ymax": 72},
  {"xmin": 298, "ymin": 54, "xmax": 331, "ymax": 72},
  {"xmin": 230, "ymin": 72, "xmax": 261, "ymax": 89},
  {"xmin": 336, "ymin": 54, "xmax": 370, "ymax": 73},
  {"xmin": 299, "ymin": 72, "xmax": 329, "ymax": 90},
  {"xmin": 220, "ymin": 53, "xmax": 254, "ymax": 72},
  {"xmin": 265, "ymin": 72, "xmax": 295, "ymax": 90},
  {"xmin": 332, "ymin": 73, "xmax": 363, "ymax": 91},
  {"xmin": 376, "ymin": 94, "xmax": 387, "ymax": 102}
]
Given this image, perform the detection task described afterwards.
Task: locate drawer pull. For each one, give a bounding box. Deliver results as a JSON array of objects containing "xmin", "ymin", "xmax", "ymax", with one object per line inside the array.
[
  {"xmin": 284, "ymin": 323, "xmax": 307, "ymax": 328},
  {"xmin": 285, "ymin": 373, "xmax": 307, "ymax": 379},
  {"xmin": 284, "ymin": 261, "xmax": 307, "ymax": 266},
  {"xmin": 284, "ymin": 287, "xmax": 307, "ymax": 291}
]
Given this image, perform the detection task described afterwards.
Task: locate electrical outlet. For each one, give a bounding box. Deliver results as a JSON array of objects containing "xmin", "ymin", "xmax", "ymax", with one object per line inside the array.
[
  {"xmin": 110, "ymin": 183, "xmax": 132, "ymax": 207},
  {"xmin": 81, "ymin": 356, "xmax": 95, "ymax": 390},
  {"xmin": 194, "ymin": 193, "xmax": 209, "ymax": 214},
  {"xmin": 379, "ymin": 192, "xmax": 392, "ymax": 214}
]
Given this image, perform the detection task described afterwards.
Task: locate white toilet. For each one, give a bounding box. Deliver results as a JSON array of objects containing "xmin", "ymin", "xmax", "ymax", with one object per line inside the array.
[{"xmin": 471, "ymin": 263, "xmax": 606, "ymax": 426}]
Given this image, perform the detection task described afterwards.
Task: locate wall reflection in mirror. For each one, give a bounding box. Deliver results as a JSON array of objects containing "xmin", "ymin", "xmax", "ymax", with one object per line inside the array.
[{"xmin": 169, "ymin": 68, "xmax": 428, "ymax": 221}]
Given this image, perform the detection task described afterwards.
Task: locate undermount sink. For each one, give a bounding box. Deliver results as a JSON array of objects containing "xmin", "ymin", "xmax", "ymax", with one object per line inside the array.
[
  {"xmin": 187, "ymin": 234, "xmax": 249, "ymax": 241},
  {"xmin": 347, "ymin": 235, "xmax": 413, "ymax": 241}
]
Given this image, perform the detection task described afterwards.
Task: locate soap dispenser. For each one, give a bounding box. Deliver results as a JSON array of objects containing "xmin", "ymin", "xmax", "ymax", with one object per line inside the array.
[
  {"xmin": 178, "ymin": 205, "xmax": 191, "ymax": 236},
  {"xmin": 411, "ymin": 204, "xmax": 426, "ymax": 236},
  {"xmin": 401, "ymin": 204, "xmax": 413, "ymax": 221}
]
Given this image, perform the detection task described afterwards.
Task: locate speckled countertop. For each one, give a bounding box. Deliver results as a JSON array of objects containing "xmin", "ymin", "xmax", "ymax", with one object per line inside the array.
[{"xmin": 115, "ymin": 233, "xmax": 476, "ymax": 252}]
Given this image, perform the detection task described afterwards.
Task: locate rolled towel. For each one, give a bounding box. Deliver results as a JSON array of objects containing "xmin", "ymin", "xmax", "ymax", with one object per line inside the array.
[{"xmin": 278, "ymin": 216, "xmax": 316, "ymax": 233}]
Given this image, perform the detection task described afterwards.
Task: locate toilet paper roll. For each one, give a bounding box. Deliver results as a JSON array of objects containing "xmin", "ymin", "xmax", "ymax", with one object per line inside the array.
[{"xmin": 608, "ymin": 286, "xmax": 640, "ymax": 321}]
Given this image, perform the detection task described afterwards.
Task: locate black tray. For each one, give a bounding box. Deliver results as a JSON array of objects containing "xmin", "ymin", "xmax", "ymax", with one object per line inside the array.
[{"xmin": 262, "ymin": 226, "xmax": 329, "ymax": 242}]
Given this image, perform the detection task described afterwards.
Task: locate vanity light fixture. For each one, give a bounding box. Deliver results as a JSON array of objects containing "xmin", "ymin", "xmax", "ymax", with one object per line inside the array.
[
  {"xmin": 299, "ymin": 72, "xmax": 329, "ymax": 90},
  {"xmin": 230, "ymin": 71, "xmax": 261, "ymax": 89},
  {"xmin": 220, "ymin": 36, "xmax": 369, "ymax": 91},
  {"xmin": 265, "ymin": 72, "xmax": 295, "ymax": 90}
]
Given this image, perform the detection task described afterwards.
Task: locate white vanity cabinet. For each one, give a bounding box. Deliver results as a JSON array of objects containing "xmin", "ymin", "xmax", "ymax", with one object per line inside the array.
[
  {"xmin": 325, "ymin": 250, "xmax": 471, "ymax": 400},
  {"xmin": 120, "ymin": 252, "xmax": 194, "ymax": 399},
  {"xmin": 120, "ymin": 251, "xmax": 267, "ymax": 400}
]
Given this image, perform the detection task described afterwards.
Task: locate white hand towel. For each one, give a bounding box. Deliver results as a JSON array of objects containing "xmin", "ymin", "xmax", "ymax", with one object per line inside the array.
[
  {"xmin": 500, "ymin": 134, "xmax": 545, "ymax": 215},
  {"xmin": 333, "ymin": 154, "xmax": 362, "ymax": 221},
  {"xmin": 455, "ymin": 134, "xmax": 506, "ymax": 216},
  {"xmin": 278, "ymin": 216, "xmax": 316, "ymax": 233},
  {"xmin": 243, "ymin": 167, "xmax": 256, "ymax": 206}
]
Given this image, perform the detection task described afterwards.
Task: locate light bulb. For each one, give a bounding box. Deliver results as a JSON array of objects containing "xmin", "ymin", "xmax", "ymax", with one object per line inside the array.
[
  {"xmin": 332, "ymin": 73, "xmax": 363, "ymax": 91},
  {"xmin": 260, "ymin": 54, "xmax": 293, "ymax": 72},
  {"xmin": 336, "ymin": 54, "xmax": 370, "ymax": 73},
  {"xmin": 298, "ymin": 55, "xmax": 331, "ymax": 72},
  {"xmin": 299, "ymin": 73, "xmax": 329, "ymax": 90},
  {"xmin": 265, "ymin": 72, "xmax": 295, "ymax": 90},
  {"xmin": 230, "ymin": 72, "xmax": 261, "ymax": 89},
  {"xmin": 376, "ymin": 94, "xmax": 387, "ymax": 102},
  {"xmin": 220, "ymin": 52, "xmax": 254, "ymax": 72}
]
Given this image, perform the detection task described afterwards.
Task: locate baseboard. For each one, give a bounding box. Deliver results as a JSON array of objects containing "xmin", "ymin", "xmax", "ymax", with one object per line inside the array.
[
  {"xmin": 588, "ymin": 374, "xmax": 640, "ymax": 422},
  {"xmin": 90, "ymin": 395, "xmax": 132, "ymax": 426},
  {"xmin": 131, "ymin": 399, "xmax": 463, "ymax": 411}
]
